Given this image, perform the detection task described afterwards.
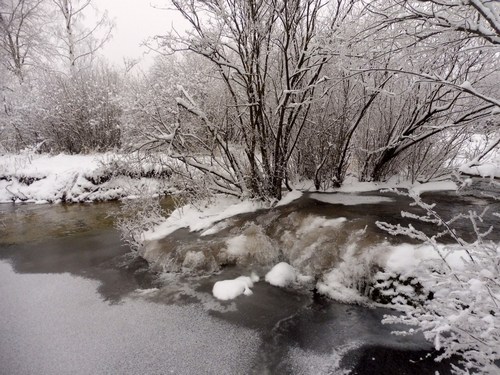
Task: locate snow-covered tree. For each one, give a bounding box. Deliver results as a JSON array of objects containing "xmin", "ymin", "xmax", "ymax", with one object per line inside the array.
[
  {"xmin": 147, "ymin": 0, "xmax": 355, "ymax": 200},
  {"xmin": 37, "ymin": 63, "xmax": 122, "ymax": 153},
  {"xmin": 364, "ymin": 0, "xmax": 500, "ymax": 111},
  {"xmin": 51, "ymin": 0, "xmax": 113, "ymax": 72},
  {"xmin": 0, "ymin": 0, "xmax": 50, "ymax": 82}
]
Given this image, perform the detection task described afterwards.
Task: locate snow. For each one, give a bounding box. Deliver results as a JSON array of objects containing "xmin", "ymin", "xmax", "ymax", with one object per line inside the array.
[
  {"xmin": 460, "ymin": 81, "xmax": 473, "ymax": 91},
  {"xmin": 385, "ymin": 243, "xmax": 472, "ymax": 276},
  {"xmin": 296, "ymin": 216, "xmax": 347, "ymax": 236},
  {"xmin": 311, "ymin": 193, "xmax": 394, "ymax": 205},
  {"xmin": 212, "ymin": 273, "xmax": 259, "ymax": 300},
  {"xmin": 315, "ymin": 240, "xmax": 475, "ymax": 304},
  {"xmin": 0, "ymin": 152, "xmax": 171, "ymax": 203},
  {"xmin": 265, "ymin": 262, "xmax": 297, "ymax": 287},
  {"xmin": 276, "ymin": 189, "xmax": 303, "ymax": 206},
  {"xmin": 384, "ymin": 244, "xmax": 437, "ymax": 275},
  {"xmin": 460, "ymin": 162, "xmax": 500, "ymax": 179},
  {"xmin": 144, "ymin": 196, "xmax": 264, "ymax": 240}
]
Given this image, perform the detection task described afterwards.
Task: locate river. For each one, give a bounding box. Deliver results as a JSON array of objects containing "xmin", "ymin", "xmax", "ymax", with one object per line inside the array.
[{"xmin": 1, "ymin": 191, "xmax": 498, "ymax": 374}]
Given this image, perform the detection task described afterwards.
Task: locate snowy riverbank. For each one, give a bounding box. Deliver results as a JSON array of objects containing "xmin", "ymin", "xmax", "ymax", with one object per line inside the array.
[
  {"xmin": 0, "ymin": 152, "xmax": 172, "ymax": 203},
  {"xmin": 0, "ymin": 152, "xmax": 462, "ymax": 204}
]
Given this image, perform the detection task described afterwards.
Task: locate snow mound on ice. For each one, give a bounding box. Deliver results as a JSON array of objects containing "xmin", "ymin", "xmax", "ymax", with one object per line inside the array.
[
  {"xmin": 265, "ymin": 262, "xmax": 297, "ymax": 287},
  {"xmin": 385, "ymin": 243, "xmax": 469, "ymax": 276},
  {"xmin": 212, "ymin": 273, "xmax": 260, "ymax": 300}
]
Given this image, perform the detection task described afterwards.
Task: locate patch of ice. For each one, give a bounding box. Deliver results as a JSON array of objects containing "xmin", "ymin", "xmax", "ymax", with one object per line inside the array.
[
  {"xmin": 0, "ymin": 261, "xmax": 261, "ymax": 374},
  {"xmin": 212, "ymin": 273, "xmax": 260, "ymax": 301},
  {"xmin": 410, "ymin": 180, "xmax": 457, "ymax": 195},
  {"xmin": 311, "ymin": 193, "xmax": 394, "ymax": 205},
  {"xmin": 286, "ymin": 344, "xmax": 356, "ymax": 375}
]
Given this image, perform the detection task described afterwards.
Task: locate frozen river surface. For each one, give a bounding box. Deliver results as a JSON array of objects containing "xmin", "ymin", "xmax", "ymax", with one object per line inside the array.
[{"xmin": 1, "ymin": 193, "xmax": 489, "ymax": 374}]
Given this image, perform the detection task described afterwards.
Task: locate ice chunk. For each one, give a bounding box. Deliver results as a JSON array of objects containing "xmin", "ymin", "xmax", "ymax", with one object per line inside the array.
[{"xmin": 225, "ymin": 235, "xmax": 248, "ymax": 257}]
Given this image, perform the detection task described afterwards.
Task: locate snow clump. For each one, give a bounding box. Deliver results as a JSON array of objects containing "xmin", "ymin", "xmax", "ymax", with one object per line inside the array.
[
  {"xmin": 212, "ymin": 273, "xmax": 260, "ymax": 301},
  {"xmin": 265, "ymin": 262, "xmax": 298, "ymax": 287}
]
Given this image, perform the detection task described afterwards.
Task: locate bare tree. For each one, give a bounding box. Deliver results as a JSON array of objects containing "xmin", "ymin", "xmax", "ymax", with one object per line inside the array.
[
  {"xmin": 52, "ymin": 0, "xmax": 112, "ymax": 72},
  {"xmin": 366, "ymin": 0, "xmax": 500, "ymax": 46},
  {"xmin": 148, "ymin": 0, "xmax": 354, "ymax": 200},
  {"xmin": 0, "ymin": 0, "xmax": 48, "ymax": 82},
  {"xmin": 362, "ymin": 0, "xmax": 500, "ymax": 110},
  {"xmin": 326, "ymin": 0, "xmax": 500, "ymax": 181}
]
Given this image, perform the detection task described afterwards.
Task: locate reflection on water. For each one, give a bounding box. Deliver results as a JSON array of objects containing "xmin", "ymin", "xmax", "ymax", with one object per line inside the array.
[
  {"xmin": 0, "ymin": 201, "xmax": 158, "ymax": 303},
  {"xmin": 0, "ymin": 202, "xmax": 117, "ymax": 245}
]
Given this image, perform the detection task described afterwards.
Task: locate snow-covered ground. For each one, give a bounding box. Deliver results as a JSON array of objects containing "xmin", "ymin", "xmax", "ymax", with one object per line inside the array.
[
  {"xmin": 294, "ymin": 176, "xmax": 458, "ymax": 195},
  {"xmin": 0, "ymin": 152, "xmax": 172, "ymax": 203},
  {"xmin": 143, "ymin": 195, "xmax": 267, "ymax": 241},
  {"xmin": 0, "ymin": 150, "xmax": 469, "ymax": 205}
]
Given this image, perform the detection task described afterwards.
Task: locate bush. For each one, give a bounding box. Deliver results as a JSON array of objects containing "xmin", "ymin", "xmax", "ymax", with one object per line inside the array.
[{"xmin": 377, "ymin": 189, "xmax": 500, "ymax": 374}]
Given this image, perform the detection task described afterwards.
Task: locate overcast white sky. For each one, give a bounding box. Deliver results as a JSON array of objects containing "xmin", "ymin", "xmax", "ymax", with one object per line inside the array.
[{"xmin": 95, "ymin": 0, "xmax": 186, "ymax": 68}]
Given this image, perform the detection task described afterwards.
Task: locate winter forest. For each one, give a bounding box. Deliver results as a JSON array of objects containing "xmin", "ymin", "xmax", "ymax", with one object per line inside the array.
[{"xmin": 1, "ymin": 0, "xmax": 499, "ymax": 374}]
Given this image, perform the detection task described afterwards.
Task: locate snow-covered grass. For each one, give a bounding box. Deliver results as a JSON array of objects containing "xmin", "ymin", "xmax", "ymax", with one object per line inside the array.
[
  {"xmin": 0, "ymin": 152, "xmax": 172, "ymax": 203},
  {"xmin": 0, "ymin": 150, "xmax": 463, "ymax": 205}
]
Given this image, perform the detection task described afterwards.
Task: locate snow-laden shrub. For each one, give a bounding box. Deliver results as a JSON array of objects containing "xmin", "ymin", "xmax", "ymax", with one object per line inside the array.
[
  {"xmin": 115, "ymin": 195, "xmax": 167, "ymax": 252},
  {"xmin": 376, "ymin": 189, "xmax": 500, "ymax": 374}
]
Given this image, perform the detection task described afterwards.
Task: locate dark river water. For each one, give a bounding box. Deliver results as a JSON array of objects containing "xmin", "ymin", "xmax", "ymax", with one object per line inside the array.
[{"xmin": 0, "ymin": 191, "xmax": 498, "ymax": 374}]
